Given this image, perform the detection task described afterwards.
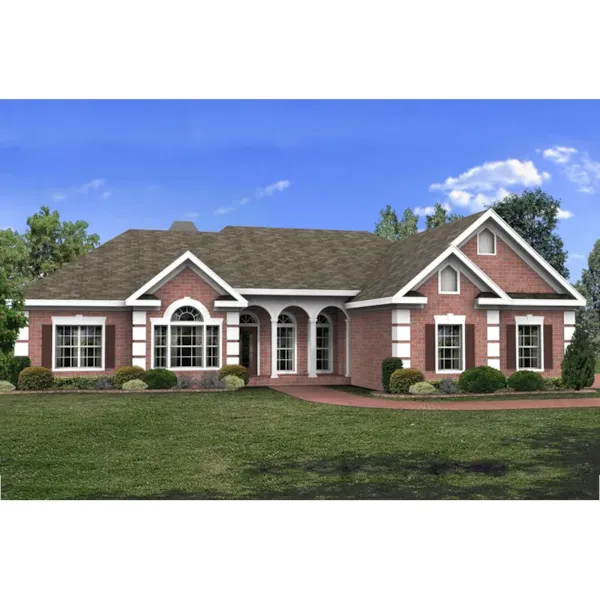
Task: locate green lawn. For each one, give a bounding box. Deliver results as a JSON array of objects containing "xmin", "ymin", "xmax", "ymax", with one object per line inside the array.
[{"xmin": 1, "ymin": 389, "xmax": 599, "ymax": 500}]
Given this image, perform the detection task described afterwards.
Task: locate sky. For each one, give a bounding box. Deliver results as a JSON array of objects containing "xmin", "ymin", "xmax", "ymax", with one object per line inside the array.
[{"xmin": 1, "ymin": 100, "xmax": 599, "ymax": 282}]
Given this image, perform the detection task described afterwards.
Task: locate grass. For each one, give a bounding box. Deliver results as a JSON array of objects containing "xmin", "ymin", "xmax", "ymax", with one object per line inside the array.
[{"xmin": 1, "ymin": 388, "xmax": 600, "ymax": 499}]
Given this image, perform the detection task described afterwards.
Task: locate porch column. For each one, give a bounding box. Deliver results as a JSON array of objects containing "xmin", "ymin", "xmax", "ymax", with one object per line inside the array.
[
  {"xmin": 345, "ymin": 317, "xmax": 351, "ymax": 377},
  {"xmin": 270, "ymin": 318, "xmax": 279, "ymax": 379},
  {"xmin": 308, "ymin": 317, "xmax": 317, "ymax": 377},
  {"xmin": 132, "ymin": 311, "xmax": 147, "ymax": 369}
]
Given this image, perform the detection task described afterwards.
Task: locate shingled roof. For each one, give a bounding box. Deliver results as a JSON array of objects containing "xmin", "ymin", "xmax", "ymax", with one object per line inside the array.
[{"xmin": 24, "ymin": 213, "xmax": 486, "ymax": 302}]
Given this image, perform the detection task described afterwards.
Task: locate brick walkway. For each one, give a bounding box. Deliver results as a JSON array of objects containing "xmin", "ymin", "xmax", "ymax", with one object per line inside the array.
[{"xmin": 271, "ymin": 385, "xmax": 600, "ymax": 411}]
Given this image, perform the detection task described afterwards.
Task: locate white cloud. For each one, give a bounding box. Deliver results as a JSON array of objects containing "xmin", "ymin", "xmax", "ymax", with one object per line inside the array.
[
  {"xmin": 240, "ymin": 197, "xmax": 250, "ymax": 205},
  {"xmin": 541, "ymin": 146, "xmax": 578, "ymax": 164},
  {"xmin": 79, "ymin": 179, "xmax": 105, "ymax": 194},
  {"xmin": 557, "ymin": 208, "xmax": 574, "ymax": 219},
  {"xmin": 256, "ymin": 179, "xmax": 290, "ymax": 198},
  {"xmin": 52, "ymin": 192, "xmax": 67, "ymax": 201},
  {"xmin": 414, "ymin": 206, "xmax": 435, "ymax": 216},
  {"xmin": 184, "ymin": 211, "xmax": 200, "ymax": 219},
  {"xmin": 214, "ymin": 206, "xmax": 233, "ymax": 216},
  {"xmin": 571, "ymin": 253, "xmax": 586, "ymax": 260},
  {"xmin": 102, "ymin": 191, "xmax": 112, "ymax": 200}
]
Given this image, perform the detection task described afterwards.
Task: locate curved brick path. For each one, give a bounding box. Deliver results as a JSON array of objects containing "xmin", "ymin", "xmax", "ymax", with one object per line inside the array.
[{"xmin": 271, "ymin": 385, "xmax": 600, "ymax": 411}]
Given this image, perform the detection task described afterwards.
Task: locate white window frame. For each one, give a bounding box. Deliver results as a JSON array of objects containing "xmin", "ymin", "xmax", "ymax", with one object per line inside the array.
[
  {"xmin": 515, "ymin": 315, "xmax": 544, "ymax": 372},
  {"xmin": 150, "ymin": 298, "xmax": 223, "ymax": 371},
  {"xmin": 239, "ymin": 310, "xmax": 261, "ymax": 376},
  {"xmin": 434, "ymin": 314, "xmax": 466, "ymax": 375},
  {"xmin": 316, "ymin": 313, "xmax": 334, "ymax": 374},
  {"xmin": 438, "ymin": 264, "xmax": 460, "ymax": 295},
  {"xmin": 51, "ymin": 316, "xmax": 106, "ymax": 372},
  {"xmin": 277, "ymin": 311, "xmax": 297, "ymax": 374},
  {"xmin": 477, "ymin": 228, "xmax": 497, "ymax": 255}
]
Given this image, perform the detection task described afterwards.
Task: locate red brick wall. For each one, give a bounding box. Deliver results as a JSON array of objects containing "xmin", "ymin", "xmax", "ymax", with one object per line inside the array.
[
  {"xmin": 350, "ymin": 308, "xmax": 392, "ymax": 390},
  {"xmin": 27, "ymin": 309, "xmax": 132, "ymax": 375},
  {"xmin": 411, "ymin": 273, "xmax": 488, "ymax": 379},
  {"xmin": 461, "ymin": 234, "xmax": 555, "ymax": 294}
]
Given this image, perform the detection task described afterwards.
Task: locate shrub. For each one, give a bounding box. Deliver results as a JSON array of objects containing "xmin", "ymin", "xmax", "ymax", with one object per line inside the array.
[
  {"xmin": 458, "ymin": 366, "xmax": 506, "ymax": 394},
  {"xmin": 409, "ymin": 381, "xmax": 437, "ymax": 395},
  {"xmin": 429, "ymin": 380, "xmax": 442, "ymax": 390},
  {"xmin": 507, "ymin": 370, "xmax": 545, "ymax": 392},
  {"xmin": 115, "ymin": 366, "xmax": 146, "ymax": 388},
  {"xmin": 439, "ymin": 378, "xmax": 458, "ymax": 394},
  {"xmin": 0, "ymin": 380, "xmax": 16, "ymax": 392},
  {"xmin": 121, "ymin": 378, "xmax": 148, "ymax": 391},
  {"xmin": 389, "ymin": 368, "xmax": 424, "ymax": 394},
  {"xmin": 222, "ymin": 374, "xmax": 245, "ymax": 391},
  {"xmin": 544, "ymin": 376, "xmax": 566, "ymax": 391},
  {"xmin": 562, "ymin": 324, "xmax": 595, "ymax": 390},
  {"xmin": 18, "ymin": 366, "xmax": 54, "ymax": 390},
  {"xmin": 381, "ymin": 357, "xmax": 403, "ymax": 392},
  {"xmin": 0, "ymin": 353, "xmax": 31, "ymax": 387},
  {"xmin": 53, "ymin": 376, "xmax": 104, "ymax": 390},
  {"xmin": 218, "ymin": 365, "xmax": 249, "ymax": 385},
  {"xmin": 175, "ymin": 376, "xmax": 194, "ymax": 389},
  {"xmin": 95, "ymin": 376, "xmax": 114, "ymax": 390},
  {"xmin": 145, "ymin": 368, "xmax": 177, "ymax": 390},
  {"xmin": 199, "ymin": 373, "xmax": 226, "ymax": 389}
]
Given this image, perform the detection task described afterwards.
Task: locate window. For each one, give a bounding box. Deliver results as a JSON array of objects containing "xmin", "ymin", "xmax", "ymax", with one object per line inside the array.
[
  {"xmin": 240, "ymin": 313, "xmax": 258, "ymax": 325},
  {"xmin": 153, "ymin": 304, "xmax": 221, "ymax": 369},
  {"xmin": 277, "ymin": 313, "xmax": 295, "ymax": 372},
  {"xmin": 437, "ymin": 324, "xmax": 463, "ymax": 372},
  {"xmin": 478, "ymin": 228, "xmax": 496, "ymax": 255},
  {"xmin": 316, "ymin": 314, "xmax": 332, "ymax": 372},
  {"xmin": 55, "ymin": 325, "xmax": 103, "ymax": 369},
  {"xmin": 518, "ymin": 325, "xmax": 541, "ymax": 370},
  {"xmin": 439, "ymin": 265, "xmax": 459, "ymax": 294}
]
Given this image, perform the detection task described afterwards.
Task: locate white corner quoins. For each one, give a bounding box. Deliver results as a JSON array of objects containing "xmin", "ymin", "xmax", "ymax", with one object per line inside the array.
[
  {"xmin": 392, "ymin": 309, "xmax": 411, "ymax": 368},
  {"xmin": 132, "ymin": 311, "xmax": 147, "ymax": 369},
  {"xmin": 226, "ymin": 312, "xmax": 241, "ymax": 365},
  {"xmin": 486, "ymin": 310, "xmax": 500, "ymax": 370},
  {"xmin": 14, "ymin": 311, "xmax": 30, "ymax": 357},
  {"xmin": 564, "ymin": 310, "xmax": 575, "ymax": 355}
]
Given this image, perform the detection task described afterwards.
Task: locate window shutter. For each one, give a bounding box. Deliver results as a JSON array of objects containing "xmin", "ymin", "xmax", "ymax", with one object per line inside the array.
[
  {"xmin": 41, "ymin": 325, "xmax": 52, "ymax": 368},
  {"xmin": 465, "ymin": 324, "xmax": 475, "ymax": 369},
  {"xmin": 544, "ymin": 325, "xmax": 553, "ymax": 370},
  {"xmin": 506, "ymin": 325, "xmax": 516, "ymax": 370},
  {"xmin": 105, "ymin": 325, "xmax": 116, "ymax": 369},
  {"xmin": 425, "ymin": 324, "xmax": 435, "ymax": 372}
]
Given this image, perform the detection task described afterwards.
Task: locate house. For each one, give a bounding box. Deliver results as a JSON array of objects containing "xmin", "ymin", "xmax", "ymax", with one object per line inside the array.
[{"xmin": 16, "ymin": 209, "xmax": 585, "ymax": 390}]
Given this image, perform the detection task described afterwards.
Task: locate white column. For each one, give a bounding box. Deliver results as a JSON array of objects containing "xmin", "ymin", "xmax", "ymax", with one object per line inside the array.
[
  {"xmin": 226, "ymin": 312, "xmax": 240, "ymax": 365},
  {"xmin": 345, "ymin": 317, "xmax": 351, "ymax": 377},
  {"xmin": 308, "ymin": 318, "xmax": 317, "ymax": 377},
  {"xmin": 132, "ymin": 311, "xmax": 147, "ymax": 369},
  {"xmin": 391, "ymin": 309, "xmax": 411, "ymax": 368},
  {"xmin": 486, "ymin": 310, "xmax": 500, "ymax": 369},
  {"xmin": 270, "ymin": 318, "xmax": 279, "ymax": 379}
]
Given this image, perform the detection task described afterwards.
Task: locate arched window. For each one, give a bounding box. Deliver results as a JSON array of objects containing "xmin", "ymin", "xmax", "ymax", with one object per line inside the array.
[
  {"xmin": 240, "ymin": 312, "xmax": 258, "ymax": 325},
  {"xmin": 316, "ymin": 313, "xmax": 333, "ymax": 372},
  {"xmin": 439, "ymin": 265, "xmax": 459, "ymax": 294},
  {"xmin": 154, "ymin": 304, "xmax": 220, "ymax": 369},
  {"xmin": 277, "ymin": 312, "xmax": 296, "ymax": 372}
]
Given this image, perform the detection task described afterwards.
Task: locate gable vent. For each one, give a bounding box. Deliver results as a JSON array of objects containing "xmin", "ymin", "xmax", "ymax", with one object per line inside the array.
[{"xmin": 169, "ymin": 221, "xmax": 198, "ymax": 232}]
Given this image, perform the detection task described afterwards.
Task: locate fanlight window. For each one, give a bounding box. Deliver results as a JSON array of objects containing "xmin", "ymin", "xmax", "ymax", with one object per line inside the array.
[
  {"xmin": 278, "ymin": 314, "xmax": 294, "ymax": 324},
  {"xmin": 172, "ymin": 306, "xmax": 203, "ymax": 322},
  {"xmin": 240, "ymin": 313, "xmax": 258, "ymax": 324},
  {"xmin": 277, "ymin": 313, "xmax": 295, "ymax": 372}
]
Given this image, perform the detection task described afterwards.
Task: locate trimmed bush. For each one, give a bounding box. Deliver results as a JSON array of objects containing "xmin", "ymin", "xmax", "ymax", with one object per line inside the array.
[
  {"xmin": 0, "ymin": 380, "xmax": 16, "ymax": 392},
  {"xmin": 381, "ymin": 357, "xmax": 403, "ymax": 392},
  {"xmin": 439, "ymin": 378, "xmax": 458, "ymax": 394},
  {"xmin": 458, "ymin": 366, "xmax": 506, "ymax": 394},
  {"xmin": 544, "ymin": 376, "xmax": 566, "ymax": 391},
  {"xmin": 95, "ymin": 376, "xmax": 114, "ymax": 390},
  {"xmin": 222, "ymin": 374, "xmax": 245, "ymax": 391},
  {"xmin": 199, "ymin": 374, "xmax": 226, "ymax": 389},
  {"xmin": 115, "ymin": 366, "xmax": 146, "ymax": 388},
  {"xmin": 121, "ymin": 378, "xmax": 148, "ymax": 391},
  {"xmin": 389, "ymin": 368, "xmax": 424, "ymax": 394},
  {"xmin": 507, "ymin": 370, "xmax": 545, "ymax": 392},
  {"xmin": 145, "ymin": 368, "xmax": 177, "ymax": 390},
  {"xmin": 0, "ymin": 353, "xmax": 31, "ymax": 387},
  {"xmin": 175, "ymin": 376, "xmax": 194, "ymax": 390},
  {"xmin": 218, "ymin": 365, "xmax": 249, "ymax": 385},
  {"xmin": 562, "ymin": 324, "xmax": 595, "ymax": 390},
  {"xmin": 18, "ymin": 366, "xmax": 54, "ymax": 390},
  {"xmin": 429, "ymin": 380, "xmax": 442, "ymax": 390},
  {"xmin": 409, "ymin": 381, "xmax": 437, "ymax": 395},
  {"xmin": 53, "ymin": 376, "xmax": 106, "ymax": 390}
]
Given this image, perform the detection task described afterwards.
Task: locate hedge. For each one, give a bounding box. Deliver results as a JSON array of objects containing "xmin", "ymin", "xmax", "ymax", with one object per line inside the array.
[
  {"xmin": 381, "ymin": 357, "xmax": 403, "ymax": 393},
  {"xmin": 458, "ymin": 366, "xmax": 506, "ymax": 394},
  {"xmin": 507, "ymin": 370, "xmax": 545, "ymax": 392},
  {"xmin": 115, "ymin": 366, "xmax": 146, "ymax": 388},
  {"xmin": 145, "ymin": 369, "xmax": 178, "ymax": 389},
  {"xmin": 18, "ymin": 367, "xmax": 54, "ymax": 390},
  {"xmin": 218, "ymin": 365, "xmax": 249, "ymax": 385}
]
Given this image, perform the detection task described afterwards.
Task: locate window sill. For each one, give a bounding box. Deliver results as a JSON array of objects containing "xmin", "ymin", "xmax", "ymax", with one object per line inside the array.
[
  {"xmin": 53, "ymin": 368, "xmax": 106, "ymax": 372},
  {"xmin": 435, "ymin": 369, "xmax": 464, "ymax": 375}
]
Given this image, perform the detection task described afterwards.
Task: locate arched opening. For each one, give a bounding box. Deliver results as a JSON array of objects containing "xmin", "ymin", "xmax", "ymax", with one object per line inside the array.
[
  {"xmin": 316, "ymin": 313, "xmax": 333, "ymax": 373},
  {"xmin": 317, "ymin": 306, "xmax": 349, "ymax": 377},
  {"xmin": 276, "ymin": 312, "xmax": 297, "ymax": 373},
  {"xmin": 239, "ymin": 309, "xmax": 260, "ymax": 376}
]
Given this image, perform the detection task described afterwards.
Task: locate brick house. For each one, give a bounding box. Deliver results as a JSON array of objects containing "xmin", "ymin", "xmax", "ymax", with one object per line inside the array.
[{"xmin": 17, "ymin": 209, "xmax": 585, "ymax": 390}]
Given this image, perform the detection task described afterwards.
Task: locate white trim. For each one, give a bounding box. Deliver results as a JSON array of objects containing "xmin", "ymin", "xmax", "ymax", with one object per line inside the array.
[
  {"xmin": 276, "ymin": 311, "xmax": 297, "ymax": 374},
  {"xmin": 477, "ymin": 228, "xmax": 496, "ymax": 255},
  {"xmin": 392, "ymin": 309, "xmax": 411, "ymax": 324},
  {"xmin": 239, "ymin": 310, "xmax": 260, "ymax": 376},
  {"xmin": 214, "ymin": 300, "xmax": 248, "ymax": 309},
  {"xmin": 487, "ymin": 310, "xmax": 500, "ymax": 325},
  {"xmin": 236, "ymin": 288, "xmax": 360, "ymax": 296},
  {"xmin": 26, "ymin": 299, "xmax": 126, "ymax": 307},
  {"xmin": 14, "ymin": 342, "xmax": 29, "ymax": 357},
  {"xmin": 132, "ymin": 311, "xmax": 147, "ymax": 326},
  {"xmin": 515, "ymin": 315, "xmax": 544, "ymax": 372},
  {"xmin": 487, "ymin": 326, "xmax": 499, "ymax": 341},
  {"xmin": 226, "ymin": 356, "xmax": 240, "ymax": 365},
  {"xmin": 401, "ymin": 359, "xmax": 411, "ymax": 369},
  {"xmin": 226, "ymin": 327, "xmax": 239, "ymax": 341},
  {"xmin": 51, "ymin": 316, "xmax": 107, "ymax": 372},
  {"xmin": 345, "ymin": 296, "xmax": 427, "ymax": 309},
  {"xmin": 315, "ymin": 313, "xmax": 334, "ymax": 374},
  {"xmin": 132, "ymin": 357, "xmax": 146, "ymax": 369},
  {"xmin": 132, "ymin": 327, "xmax": 146, "ymax": 341},
  {"xmin": 564, "ymin": 311, "xmax": 576, "ymax": 326},
  {"xmin": 434, "ymin": 314, "xmax": 466, "ymax": 375},
  {"xmin": 18, "ymin": 326, "xmax": 29, "ymax": 342},
  {"xmin": 345, "ymin": 317, "xmax": 351, "ymax": 377},
  {"xmin": 488, "ymin": 358, "xmax": 500, "ymax": 370},
  {"xmin": 392, "ymin": 326, "xmax": 410, "ymax": 342},
  {"xmin": 477, "ymin": 297, "xmax": 585, "ymax": 307},
  {"xmin": 128, "ymin": 299, "xmax": 161, "ymax": 307},
  {"xmin": 132, "ymin": 342, "xmax": 146, "ymax": 357},
  {"xmin": 226, "ymin": 312, "xmax": 240, "ymax": 326},
  {"xmin": 438, "ymin": 264, "xmax": 460, "ymax": 295},
  {"xmin": 393, "ymin": 342, "xmax": 411, "ymax": 359},
  {"xmin": 451, "ymin": 209, "xmax": 587, "ymax": 304},
  {"xmin": 487, "ymin": 342, "xmax": 500, "ymax": 358},
  {"xmin": 227, "ymin": 341, "xmax": 240, "ymax": 356},
  {"xmin": 125, "ymin": 250, "xmax": 247, "ymax": 306},
  {"xmin": 564, "ymin": 326, "xmax": 575, "ymax": 342}
]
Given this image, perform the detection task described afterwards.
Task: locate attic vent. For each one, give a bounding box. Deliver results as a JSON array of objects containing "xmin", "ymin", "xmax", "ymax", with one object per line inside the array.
[{"xmin": 169, "ymin": 221, "xmax": 198, "ymax": 232}]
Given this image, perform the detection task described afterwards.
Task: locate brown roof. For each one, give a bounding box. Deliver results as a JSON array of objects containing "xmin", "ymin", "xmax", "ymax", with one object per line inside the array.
[{"xmin": 24, "ymin": 214, "xmax": 485, "ymax": 302}]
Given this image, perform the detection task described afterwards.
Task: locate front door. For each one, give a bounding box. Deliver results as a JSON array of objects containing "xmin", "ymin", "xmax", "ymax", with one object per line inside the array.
[{"xmin": 239, "ymin": 327, "xmax": 258, "ymax": 376}]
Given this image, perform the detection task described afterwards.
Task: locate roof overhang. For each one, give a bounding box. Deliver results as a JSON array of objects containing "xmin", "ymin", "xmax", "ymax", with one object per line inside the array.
[
  {"xmin": 25, "ymin": 299, "xmax": 127, "ymax": 308},
  {"xmin": 476, "ymin": 297, "xmax": 585, "ymax": 307},
  {"xmin": 236, "ymin": 288, "xmax": 360, "ymax": 297},
  {"xmin": 345, "ymin": 296, "xmax": 428, "ymax": 309}
]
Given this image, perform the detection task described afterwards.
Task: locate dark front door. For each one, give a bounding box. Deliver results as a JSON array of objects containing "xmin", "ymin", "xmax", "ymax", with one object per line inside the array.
[{"xmin": 239, "ymin": 327, "xmax": 258, "ymax": 376}]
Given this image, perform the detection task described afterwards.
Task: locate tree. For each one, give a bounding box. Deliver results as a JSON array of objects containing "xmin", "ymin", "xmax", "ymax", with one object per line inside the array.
[
  {"xmin": 0, "ymin": 269, "xmax": 28, "ymax": 354},
  {"xmin": 492, "ymin": 188, "xmax": 569, "ymax": 278},
  {"xmin": 581, "ymin": 239, "xmax": 600, "ymax": 312},
  {"xmin": 374, "ymin": 205, "xmax": 399, "ymax": 241},
  {"xmin": 396, "ymin": 208, "xmax": 419, "ymax": 239},
  {"xmin": 426, "ymin": 203, "xmax": 463, "ymax": 229},
  {"xmin": 0, "ymin": 228, "xmax": 28, "ymax": 288},
  {"xmin": 561, "ymin": 322, "xmax": 596, "ymax": 390}
]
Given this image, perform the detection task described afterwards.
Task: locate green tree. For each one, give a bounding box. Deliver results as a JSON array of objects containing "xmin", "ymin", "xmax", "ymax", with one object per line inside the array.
[
  {"xmin": 0, "ymin": 269, "xmax": 28, "ymax": 353},
  {"xmin": 425, "ymin": 202, "xmax": 463, "ymax": 229},
  {"xmin": 581, "ymin": 240, "xmax": 600, "ymax": 312},
  {"xmin": 0, "ymin": 228, "xmax": 28, "ymax": 288},
  {"xmin": 396, "ymin": 208, "xmax": 419, "ymax": 240},
  {"xmin": 374, "ymin": 205, "xmax": 399, "ymax": 241},
  {"xmin": 492, "ymin": 188, "xmax": 569, "ymax": 278},
  {"xmin": 561, "ymin": 323, "xmax": 596, "ymax": 390}
]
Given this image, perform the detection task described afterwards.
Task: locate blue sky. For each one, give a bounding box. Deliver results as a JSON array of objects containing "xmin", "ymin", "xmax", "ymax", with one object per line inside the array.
[{"xmin": 1, "ymin": 100, "xmax": 599, "ymax": 281}]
